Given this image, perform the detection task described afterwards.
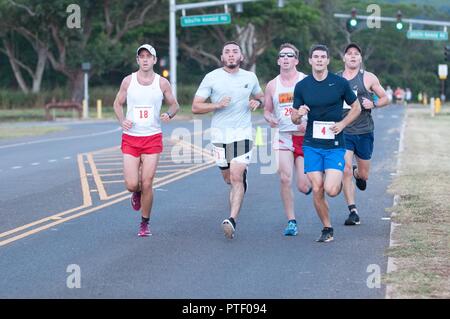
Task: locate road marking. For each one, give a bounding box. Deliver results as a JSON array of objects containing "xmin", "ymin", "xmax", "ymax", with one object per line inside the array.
[
  {"xmin": 77, "ymin": 154, "xmax": 92, "ymax": 207},
  {"xmin": 102, "ymin": 180, "xmax": 124, "ymax": 184},
  {"xmin": 97, "ymin": 168, "xmax": 122, "ymax": 172},
  {"xmin": 87, "ymin": 153, "xmax": 108, "ymax": 200},
  {"xmin": 91, "ymin": 158, "xmax": 123, "ymax": 162},
  {"xmin": 0, "ymin": 161, "xmax": 215, "ymax": 247},
  {"xmin": 63, "ymin": 156, "xmax": 71, "ymax": 160},
  {"xmin": 99, "ymin": 173, "xmax": 124, "ymax": 177},
  {"xmin": 0, "ymin": 138, "xmax": 215, "ymax": 247},
  {"xmin": 0, "ymin": 204, "xmax": 88, "ymax": 240},
  {"xmin": 11, "ymin": 166, "xmax": 22, "ymax": 169},
  {"xmin": 31, "ymin": 162, "xmax": 40, "ymax": 166},
  {"xmin": 48, "ymin": 159, "xmax": 57, "ymax": 163}
]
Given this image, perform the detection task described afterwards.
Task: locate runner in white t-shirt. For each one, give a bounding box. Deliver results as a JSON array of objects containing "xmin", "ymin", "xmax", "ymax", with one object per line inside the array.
[
  {"xmin": 192, "ymin": 41, "xmax": 264, "ymax": 240},
  {"xmin": 264, "ymin": 43, "xmax": 312, "ymax": 237},
  {"xmin": 113, "ymin": 44, "xmax": 179, "ymax": 237}
]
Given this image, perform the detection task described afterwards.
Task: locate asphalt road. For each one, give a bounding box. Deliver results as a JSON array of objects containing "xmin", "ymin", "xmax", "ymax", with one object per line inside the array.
[{"xmin": 0, "ymin": 105, "xmax": 404, "ymax": 299}]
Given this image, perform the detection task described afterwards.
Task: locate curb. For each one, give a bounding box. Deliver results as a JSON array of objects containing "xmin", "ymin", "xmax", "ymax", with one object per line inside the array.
[{"xmin": 385, "ymin": 107, "xmax": 407, "ymax": 299}]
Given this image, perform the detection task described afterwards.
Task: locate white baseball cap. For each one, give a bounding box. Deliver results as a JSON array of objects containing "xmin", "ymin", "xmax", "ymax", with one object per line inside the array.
[{"xmin": 136, "ymin": 44, "xmax": 156, "ymax": 57}]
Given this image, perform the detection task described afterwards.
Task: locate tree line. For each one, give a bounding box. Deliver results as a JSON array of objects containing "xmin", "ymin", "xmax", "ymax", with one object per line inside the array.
[{"xmin": 0, "ymin": 0, "xmax": 449, "ymax": 105}]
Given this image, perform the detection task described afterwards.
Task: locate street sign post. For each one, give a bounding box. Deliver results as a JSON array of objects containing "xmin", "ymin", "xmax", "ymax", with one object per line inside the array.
[
  {"xmin": 181, "ymin": 13, "xmax": 231, "ymax": 27},
  {"xmin": 407, "ymin": 30, "xmax": 448, "ymax": 41}
]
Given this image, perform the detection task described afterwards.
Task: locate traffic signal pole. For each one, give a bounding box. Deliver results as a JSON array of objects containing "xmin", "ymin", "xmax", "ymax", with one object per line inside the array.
[
  {"xmin": 334, "ymin": 13, "xmax": 450, "ymax": 28},
  {"xmin": 169, "ymin": 0, "xmax": 259, "ymax": 99}
]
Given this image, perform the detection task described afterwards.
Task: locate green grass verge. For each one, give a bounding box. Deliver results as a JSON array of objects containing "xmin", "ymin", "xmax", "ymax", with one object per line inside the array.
[
  {"xmin": 0, "ymin": 126, "xmax": 66, "ymax": 139},
  {"xmin": 0, "ymin": 104, "xmax": 264, "ymax": 123},
  {"xmin": 384, "ymin": 106, "xmax": 450, "ymax": 298}
]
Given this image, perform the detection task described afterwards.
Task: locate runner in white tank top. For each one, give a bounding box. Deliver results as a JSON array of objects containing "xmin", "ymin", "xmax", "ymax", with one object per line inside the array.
[
  {"xmin": 113, "ymin": 44, "xmax": 179, "ymax": 237},
  {"xmin": 264, "ymin": 43, "xmax": 312, "ymax": 236},
  {"xmin": 125, "ymin": 71, "xmax": 163, "ymax": 137}
]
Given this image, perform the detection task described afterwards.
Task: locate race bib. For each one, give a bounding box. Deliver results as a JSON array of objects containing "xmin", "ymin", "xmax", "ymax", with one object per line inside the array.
[
  {"xmin": 343, "ymin": 90, "xmax": 358, "ymax": 109},
  {"xmin": 212, "ymin": 145, "xmax": 227, "ymax": 167},
  {"xmin": 313, "ymin": 121, "xmax": 335, "ymax": 139},
  {"xmin": 282, "ymin": 106, "xmax": 294, "ymax": 118},
  {"xmin": 133, "ymin": 105, "xmax": 154, "ymax": 124}
]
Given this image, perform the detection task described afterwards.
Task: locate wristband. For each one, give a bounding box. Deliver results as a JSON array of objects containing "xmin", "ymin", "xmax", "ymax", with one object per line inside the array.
[{"xmin": 166, "ymin": 112, "xmax": 174, "ymax": 119}]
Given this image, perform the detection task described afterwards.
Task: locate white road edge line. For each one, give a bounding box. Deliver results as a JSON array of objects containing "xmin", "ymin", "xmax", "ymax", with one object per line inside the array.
[
  {"xmin": 385, "ymin": 108, "xmax": 407, "ymax": 299},
  {"xmin": 0, "ymin": 127, "xmax": 121, "ymax": 149}
]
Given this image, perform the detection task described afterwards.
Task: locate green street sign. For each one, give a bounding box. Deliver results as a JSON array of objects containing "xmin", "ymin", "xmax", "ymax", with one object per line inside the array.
[
  {"xmin": 407, "ymin": 30, "xmax": 448, "ymax": 41},
  {"xmin": 181, "ymin": 13, "xmax": 231, "ymax": 27}
]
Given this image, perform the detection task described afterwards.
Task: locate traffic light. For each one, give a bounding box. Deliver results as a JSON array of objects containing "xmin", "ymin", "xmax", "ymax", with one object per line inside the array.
[
  {"xmin": 346, "ymin": 8, "xmax": 358, "ymax": 33},
  {"xmin": 396, "ymin": 10, "xmax": 403, "ymax": 30},
  {"xmin": 162, "ymin": 69, "xmax": 169, "ymax": 78}
]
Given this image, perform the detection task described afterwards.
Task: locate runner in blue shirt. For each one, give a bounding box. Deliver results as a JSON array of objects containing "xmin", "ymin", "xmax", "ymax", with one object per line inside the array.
[{"xmin": 291, "ymin": 44, "xmax": 361, "ymax": 243}]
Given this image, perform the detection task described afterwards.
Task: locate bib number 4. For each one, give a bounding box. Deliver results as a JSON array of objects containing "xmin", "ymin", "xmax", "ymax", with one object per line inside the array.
[{"xmin": 312, "ymin": 121, "xmax": 335, "ymax": 139}]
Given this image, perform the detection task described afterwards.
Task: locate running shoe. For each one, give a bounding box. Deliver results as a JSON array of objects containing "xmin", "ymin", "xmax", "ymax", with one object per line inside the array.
[
  {"xmin": 344, "ymin": 211, "xmax": 361, "ymax": 226},
  {"xmin": 222, "ymin": 218, "xmax": 236, "ymax": 239},
  {"xmin": 243, "ymin": 168, "xmax": 248, "ymax": 194},
  {"xmin": 131, "ymin": 191, "xmax": 142, "ymax": 211},
  {"xmin": 284, "ymin": 220, "xmax": 298, "ymax": 236},
  {"xmin": 305, "ymin": 187, "xmax": 312, "ymax": 195},
  {"xmin": 138, "ymin": 221, "xmax": 151, "ymax": 237},
  {"xmin": 316, "ymin": 227, "xmax": 334, "ymax": 243},
  {"xmin": 353, "ymin": 165, "xmax": 367, "ymax": 191}
]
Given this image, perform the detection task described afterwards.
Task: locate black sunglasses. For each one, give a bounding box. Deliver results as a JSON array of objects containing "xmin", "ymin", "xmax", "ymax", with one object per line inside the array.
[{"xmin": 278, "ymin": 52, "xmax": 296, "ymax": 58}]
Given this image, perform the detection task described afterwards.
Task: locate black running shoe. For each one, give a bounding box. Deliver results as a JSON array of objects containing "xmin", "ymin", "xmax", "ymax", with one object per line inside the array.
[
  {"xmin": 344, "ymin": 211, "xmax": 361, "ymax": 225},
  {"xmin": 353, "ymin": 165, "xmax": 367, "ymax": 191},
  {"xmin": 243, "ymin": 168, "xmax": 248, "ymax": 194},
  {"xmin": 222, "ymin": 218, "xmax": 236, "ymax": 239},
  {"xmin": 316, "ymin": 227, "xmax": 334, "ymax": 243}
]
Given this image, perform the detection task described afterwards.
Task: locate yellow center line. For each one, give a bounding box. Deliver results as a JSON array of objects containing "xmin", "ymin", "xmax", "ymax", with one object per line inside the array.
[
  {"xmin": 0, "ymin": 161, "xmax": 215, "ymax": 247},
  {"xmin": 0, "ymin": 137, "xmax": 215, "ymax": 247},
  {"xmin": 87, "ymin": 153, "xmax": 108, "ymax": 200},
  {"xmin": 78, "ymin": 154, "xmax": 93, "ymax": 207}
]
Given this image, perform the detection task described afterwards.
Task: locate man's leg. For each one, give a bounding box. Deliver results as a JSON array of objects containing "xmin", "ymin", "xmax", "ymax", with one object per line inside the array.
[
  {"xmin": 278, "ymin": 150, "xmax": 295, "ymax": 221},
  {"xmin": 343, "ymin": 150, "xmax": 361, "ymax": 225},
  {"xmin": 229, "ymin": 161, "xmax": 247, "ymax": 220},
  {"xmin": 354, "ymin": 156, "xmax": 371, "ymax": 182},
  {"xmin": 123, "ymin": 154, "xmax": 141, "ymax": 193},
  {"xmin": 220, "ymin": 168, "xmax": 231, "ymax": 185},
  {"xmin": 294, "ymin": 155, "xmax": 312, "ymax": 194},
  {"xmin": 343, "ymin": 150, "xmax": 356, "ymax": 205},
  {"xmin": 279, "ymin": 150, "xmax": 300, "ymax": 236},
  {"xmin": 222, "ymin": 161, "xmax": 247, "ymax": 239},
  {"xmin": 352, "ymin": 133, "xmax": 374, "ymax": 191},
  {"xmin": 140, "ymin": 153, "xmax": 160, "ymax": 220},
  {"xmin": 323, "ymin": 169, "xmax": 344, "ymax": 197},
  {"xmin": 308, "ymin": 171, "xmax": 331, "ymax": 228}
]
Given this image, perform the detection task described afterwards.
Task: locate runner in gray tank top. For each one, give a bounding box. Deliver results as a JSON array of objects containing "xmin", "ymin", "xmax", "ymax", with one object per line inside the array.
[{"xmin": 338, "ymin": 43, "xmax": 390, "ymax": 226}]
